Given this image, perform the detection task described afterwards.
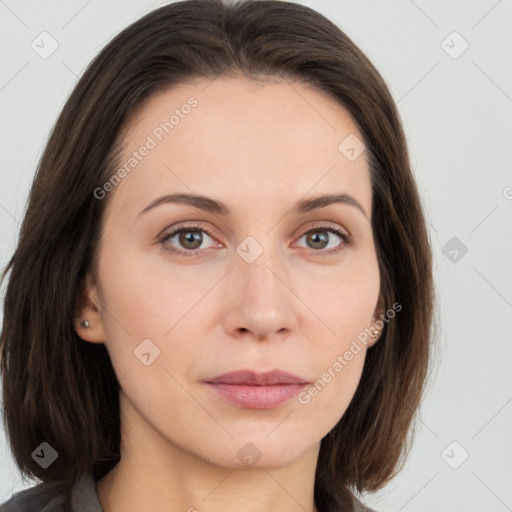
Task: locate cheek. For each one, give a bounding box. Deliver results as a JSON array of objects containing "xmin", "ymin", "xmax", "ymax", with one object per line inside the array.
[
  {"xmin": 296, "ymin": 348, "xmax": 366, "ymax": 429},
  {"xmin": 295, "ymin": 282, "xmax": 373, "ymax": 428},
  {"xmin": 97, "ymin": 238, "xmax": 212, "ymax": 340},
  {"xmin": 95, "ymin": 238, "xmax": 218, "ymax": 391},
  {"xmin": 304, "ymin": 250, "xmax": 380, "ymax": 342},
  {"xmin": 296, "ymin": 251, "xmax": 379, "ymax": 408}
]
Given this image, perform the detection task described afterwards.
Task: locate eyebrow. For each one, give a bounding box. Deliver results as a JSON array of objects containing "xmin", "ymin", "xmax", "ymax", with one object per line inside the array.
[{"xmin": 137, "ymin": 192, "xmax": 368, "ymax": 219}]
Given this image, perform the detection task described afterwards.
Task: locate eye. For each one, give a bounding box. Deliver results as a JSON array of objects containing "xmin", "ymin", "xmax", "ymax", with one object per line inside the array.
[
  {"xmin": 158, "ymin": 221, "xmax": 352, "ymax": 258},
  {"xmin": 294, "ymin": 223, "xmax": 352, "ymax": 256},
  {"xmin": 158, "ymin": 222, "xmax": 219, "ymax": 257}
]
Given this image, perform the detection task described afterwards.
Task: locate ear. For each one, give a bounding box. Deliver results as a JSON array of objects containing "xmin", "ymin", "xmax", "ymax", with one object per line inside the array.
[
  {"xmin": 367, "ymin": 297, "xmax": 385, "ymax": 348},
  {"xmin": 74, "ymin": 272, "xmax": 107, "ymax": 343}
]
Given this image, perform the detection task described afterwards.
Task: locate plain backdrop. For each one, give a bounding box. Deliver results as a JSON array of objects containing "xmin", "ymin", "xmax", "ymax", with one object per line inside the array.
[{"xmin": 1, "ymin": 1, "xmax": 511, "ymax": 511}]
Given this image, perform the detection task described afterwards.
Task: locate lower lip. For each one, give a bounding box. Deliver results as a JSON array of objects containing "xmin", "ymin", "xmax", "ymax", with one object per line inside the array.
[{"xmin": 204, "ymin": 382, "xmax": 307, "ymax": 409}]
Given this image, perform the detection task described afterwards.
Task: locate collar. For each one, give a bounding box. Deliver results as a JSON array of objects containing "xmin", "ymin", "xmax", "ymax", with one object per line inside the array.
[{"xmin": 70, "ymin": 474, "xmax": 103, "ymax": 511}]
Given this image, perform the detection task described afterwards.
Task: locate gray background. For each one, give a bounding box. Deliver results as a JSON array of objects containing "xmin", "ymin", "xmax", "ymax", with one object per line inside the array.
[{"xmin": 1, "ymin": 1, "xmax": 511, "ymax": 510}]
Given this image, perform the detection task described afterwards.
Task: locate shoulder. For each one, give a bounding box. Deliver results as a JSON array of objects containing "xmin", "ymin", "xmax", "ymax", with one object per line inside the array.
[
  {"xmin": 352, "ymin": 494, "xmax": 378, "ymax": 512},
  {"xmin": 0, "ymin": 481, "xmax": 67, "ymax": 512},
  {"xmin": 0, "ymin": 474, "xmax": 102, "ymax": 512},
  {"xmin": 321, "ymin": 493, "xmax": 378, "ymax": 512}
]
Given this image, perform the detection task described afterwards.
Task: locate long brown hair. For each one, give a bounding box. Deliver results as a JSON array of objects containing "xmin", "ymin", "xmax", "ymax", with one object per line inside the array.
[{"xmin": 0, "ymin": 1, "xmax": 436, "ymax": 510}]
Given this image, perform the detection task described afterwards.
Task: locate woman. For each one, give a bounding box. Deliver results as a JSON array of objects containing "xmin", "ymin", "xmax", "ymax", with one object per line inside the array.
[{"xmin": 0, "ymin": 0, "xmax": 435, "ymax": 511}]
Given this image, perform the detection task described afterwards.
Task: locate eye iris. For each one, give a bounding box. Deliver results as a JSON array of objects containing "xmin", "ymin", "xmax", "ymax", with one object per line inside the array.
[
  {"xmin": 306, "ymin": 231, "xmax": 329, "ymax": 249},
  {"xmin": 179, "ymin": 230, "xmax": 202, "ymax": 249},
  {"xmin": 170, "ymin": 227, "xmax": 340, "ymax": 254}
]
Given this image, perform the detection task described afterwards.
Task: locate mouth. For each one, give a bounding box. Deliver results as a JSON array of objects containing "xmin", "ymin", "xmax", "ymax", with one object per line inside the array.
[{"xmin": 203, "ymin": 369, "xmax": 309, "ymax": 409}]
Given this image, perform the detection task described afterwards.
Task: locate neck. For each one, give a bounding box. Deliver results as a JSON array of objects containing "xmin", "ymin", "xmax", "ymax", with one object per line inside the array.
[
  {"xmin": 96, "ymin": 393, "xmax": 321, "ymax": 512},
  {"xmin": 97, "ymin": 447, "xmax": 320, "ymax": 512}
]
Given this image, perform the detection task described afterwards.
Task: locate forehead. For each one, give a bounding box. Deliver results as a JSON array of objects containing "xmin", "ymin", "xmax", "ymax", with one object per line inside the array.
[{"xmin": 109, "ymin": 76, "xmax": 372, "ymax": 219}]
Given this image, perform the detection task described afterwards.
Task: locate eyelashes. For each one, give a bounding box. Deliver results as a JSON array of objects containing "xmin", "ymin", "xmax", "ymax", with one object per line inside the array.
[
  {"xmin": 158, "ymin": 221, "xmax": 352, "ymax": 258},
  {"xmin": 159, "ymin": 222, "xmax": 218, "ymax": 257}
]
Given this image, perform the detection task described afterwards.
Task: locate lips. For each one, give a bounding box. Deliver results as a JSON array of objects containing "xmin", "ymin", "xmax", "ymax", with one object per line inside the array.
[
  {"xmin": 205, "ymin": 369, "xmax": 308, "ymax": 386},
  {"xmin": 203, "ymin": 369, "xmax": 309, "ymax": 409}
]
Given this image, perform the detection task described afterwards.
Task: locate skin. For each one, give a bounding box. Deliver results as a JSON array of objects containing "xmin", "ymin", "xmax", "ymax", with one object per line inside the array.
[{"xmin": 76, "ymin": 76, "xmax": 382, "ymax": 512}]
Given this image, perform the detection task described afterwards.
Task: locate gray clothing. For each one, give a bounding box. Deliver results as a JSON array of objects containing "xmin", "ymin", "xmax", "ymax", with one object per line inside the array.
[
  {"xmin": 0, "ymin": 474, "xmax": 376, "ymax": 511},
  {"xmin": 0, "ymin": 475, "xmax": 101, "ymax": 512}
]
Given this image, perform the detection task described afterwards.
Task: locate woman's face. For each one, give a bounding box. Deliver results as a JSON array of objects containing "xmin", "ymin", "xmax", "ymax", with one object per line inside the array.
[{"xmin": 81, "ymin": 76, "xmax": 381, "ymax": 469}]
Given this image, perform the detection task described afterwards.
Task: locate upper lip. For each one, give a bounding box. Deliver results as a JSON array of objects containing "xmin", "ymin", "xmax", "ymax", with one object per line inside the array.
[{"xmin": 205, "ymin": 369, "xmax": 308, "ymax": 385}]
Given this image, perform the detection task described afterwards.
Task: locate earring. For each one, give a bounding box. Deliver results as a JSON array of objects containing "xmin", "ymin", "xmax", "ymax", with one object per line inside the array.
[
  {"xmin": 370, "ymin": 328, "xmax": 379, "ymax": 338},
  {"xmin": 80, "ymin": 320, "xmax": 90, "ymax": 329}
]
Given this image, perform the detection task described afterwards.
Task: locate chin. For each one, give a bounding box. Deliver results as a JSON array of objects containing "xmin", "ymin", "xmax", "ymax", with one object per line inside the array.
[{"xmin": 190, "ymin": 434, "xmax": 317, "ymax": 471}]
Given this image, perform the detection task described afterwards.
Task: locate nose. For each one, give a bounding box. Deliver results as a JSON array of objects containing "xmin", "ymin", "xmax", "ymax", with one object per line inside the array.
[{"xmin": 221, "ymin": 246, "xmax": 298, "ymax": 342}]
